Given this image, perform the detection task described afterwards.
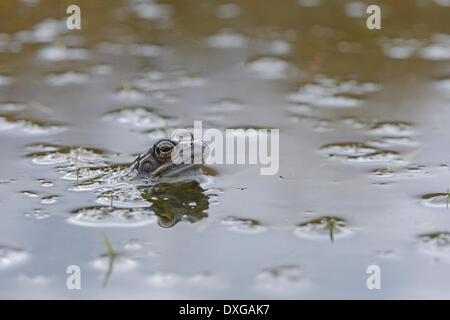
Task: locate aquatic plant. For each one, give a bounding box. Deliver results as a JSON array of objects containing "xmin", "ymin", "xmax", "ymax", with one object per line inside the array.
[
  {"xmin": 76, "ymin": 168, "xmax": 80, "ymax": 185},
  {"xmin": 447, "ymin": 188, "xmax": 449, "ymax": 209},
  {"xmin": 100, "ymin": 233, "xmax": 116, "ymax": 288}
]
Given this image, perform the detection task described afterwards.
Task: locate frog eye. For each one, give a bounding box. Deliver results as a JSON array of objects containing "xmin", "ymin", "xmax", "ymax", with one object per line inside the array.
[{"xmin": 155, "ymin": 140, "xmax": 175, "ymax": 160}]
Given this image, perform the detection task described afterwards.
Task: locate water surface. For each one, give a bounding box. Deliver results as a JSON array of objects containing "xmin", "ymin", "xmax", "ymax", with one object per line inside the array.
[{"xmin": 0, "ymin": 0, "xmax": 450, "ymax": 299}]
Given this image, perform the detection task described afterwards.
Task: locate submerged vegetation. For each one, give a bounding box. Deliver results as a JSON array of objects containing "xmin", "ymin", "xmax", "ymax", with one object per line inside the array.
[{"xmin": 100, "ymin": 233, "xmax": 117, "ymax": 288}]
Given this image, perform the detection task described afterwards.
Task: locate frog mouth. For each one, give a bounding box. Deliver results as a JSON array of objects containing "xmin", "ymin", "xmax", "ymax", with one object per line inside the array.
[{"xmin": 150, "ymin": 162, "xmax": 194, "ymax": 178}]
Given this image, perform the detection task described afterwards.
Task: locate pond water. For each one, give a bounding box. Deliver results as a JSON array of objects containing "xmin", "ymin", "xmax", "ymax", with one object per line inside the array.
[{"xmin": 0, "ymin": 0, "xmax": 450, "ymax": 299}]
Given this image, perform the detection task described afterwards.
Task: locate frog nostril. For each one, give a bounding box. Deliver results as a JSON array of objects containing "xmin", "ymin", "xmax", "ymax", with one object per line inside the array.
[{"xmin": 140, "ymin": 161, "xmax": 153, "ymax": 173}]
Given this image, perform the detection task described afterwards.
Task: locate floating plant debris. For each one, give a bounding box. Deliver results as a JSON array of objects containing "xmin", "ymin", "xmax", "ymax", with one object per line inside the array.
[
  {"xmin": 102, "ymin": 106, "xmax": 171, "ymax": 129},
  {"xmin": 418, "ymin": 232, "xmax": 450, "ymax": 263},
  {"xmin": 421, "ymin": 193, "xmax": 450, "ymax": 208},
  {"xmin": 288, "ymin": 76, "xmax": 379, "ymax": 108},
  {"xmin": 0, "ymin": 245, "xmax": 28, "ymax": 269},
  {"xmin": 0, "ymin": 115, "xmax": 66, "ymax": 135},
  {"xmin": 294, "ymin": 217, "xmax": 351, "ymax": 242},
  {"xmin": 221, "ymin": 216, "xmax": 267, "ymax": 234},
  {"xmin": 246, "ymin": 56, "xmax": 293, "ymax": 80},
  {"xmin": 69, "ymin": 206, "xmax": 157, "ymax": 227}
]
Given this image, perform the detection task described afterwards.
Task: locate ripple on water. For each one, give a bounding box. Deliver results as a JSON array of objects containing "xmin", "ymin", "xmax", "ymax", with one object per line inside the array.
[
  {"xmin": 102, "ymin": 106, "xmax": 171, "ymax": 129},
  {"xmin": 147, "ymin": 272, "xmax": 225, "ymax": 290},
  {"xmin": 366, "ymin": 136, "xmax": 418, "ymax": 148},
  {"xmin": 205, "ymin": 30, "xmax": 248, "ymax": 49},
  {"xmin": 372, "ymin": 166, "xmax": 431, "ymax": 179},
  {"xmin": 254, "ymin": 265, "xmax": 311, "ymax": 297},
  {"xmin": 27, "ymin": 145, "xmax": 108, "ymax": 167},
  {"xmin": 265, "ymin": 39, "xmax": 292, "ymax": 55},
  {"xmin": 25, "ymin": 143, "xmax": 60, "ymax": 152},
  {"xmin": 21, "ymin": 190, "xmax": 39, "ymax": 198},
  {"xmin": 339, "ymin": 117, "xmax": 367, "ymax": 129},
  {"xmin": 121, "ymin": 238, "xmax": 157, "ymax": 258},
  {"xmin": 132, "ymin": 71, "xmax": 205, "ymax": 92},
  {"xmin": 421, "ymin": 193, "xmax": 450, "ymax": 208},
  {"xmin": 91, "ymin": 255, "xmax": 138, "ymax": 272},
  {"xmin": 418, "ymin": 232, "xmax": 450, "ymax": 263},
  {"xmin": 38, "ymin": 179, "xmax": 54, "ymax": 188},
  {"xmin": 345, "ymin": 2, "xmax": 366, "ymax": 18},
  {"xmin": 294, "ymin": 217, "xmax": 352, "ymax": 241},
  {"xmin": 90, "ymin": 64, "xmax": 113, "ymax": 75},
  {"xmin": 0, "ymin": 102, "xmax": 28, "ymax": 112},
  {"xmin": 320, "ymin": 142, "xmax": 402, "ymax": 164},
  {"xmin": 368, "ymin": 121, "xmax": 414, "ymax": 137},
  {"xmin": 37, "ymin": 46, "xmax": 90, "ymax": 61},
  {"xmin": 347, "ymin": 151, "xmax": 402, "ymax": 164},
  {"xmin": 320, "ymin": 142, "xmax": 377, "ymax": 156},
  {"xmin": 419, "ymin": 34, "xmax": 450, "ymax": 61},
  {"xmin": 379, "ymin": 38, "xmax": 423, "ymax": 59},
  {"xmin": 221, "ymin": 216, "xmax": 267, "ymax": 234},
  {"xmin": 312, "ymin": 119, "xmax": 334, "ymax": 133},
  {"xmin": 68, "ymin": 206, "xmax": 157, "ymax": 227},
  {"xmin": 114, "ymin": 87, "xmax": 148, "ymax": 102},
  {"xmin": 97, "ymin": 42, "xmax": 163, "ymax": 57},
  {"xmin": 62, "ymin": 166, "xmax": 113, "ymax": 182},
  {"xmin": 130, "ymin": 0, "xmax": 172, "ymax": 21},
  {"xmin": 285, "ymin": 107, "xmax": 316, "ymax": 125},
  {"xmin": 95, "ymin": 183, "xmax": 151, "ymax": 208},
  {"xmin": 288, "ymin": 76, "xmax": 379, "ymax": 108},
  {"xmin": 46, "ymin": 72, "xmax": 89, "ymax": 86},
  {"xmin": 25, "ymin": 208, "xmax": 50, "ymax": 219},
  {"xmin": 0, "ymin": 75, "xmax": 13, "ymax": 86},
  {"xmin": 27, "ymin": 145, "xmax": 115, "ymax": 187},
  {"xmin": 246, "ymin": 56, "xmax": 293, "ymax": 80},
  {"xmin": 434, "ymin": 78, "xmax": 450, "ymax": 94},
  {"xmin": 143, "ymin": 128, "xmax": 167, "ymax": 140},
  {"xmin": 0, "ymin": 245, "xmax": 28, "ymax": 269},
  {"xmin": 206, "ymin": 99, "xmax": 245, "ymax": 113},
  {"xmin": 40, "ymin": 195, "xmax": 58, "ymax": 204},
  {"xmin": 0, "ymin": 115, "xmax": 66, "ymax": 135},
  {"xmin": 14, "ymin": 18, "xmax": 65, "ymax": 43}
]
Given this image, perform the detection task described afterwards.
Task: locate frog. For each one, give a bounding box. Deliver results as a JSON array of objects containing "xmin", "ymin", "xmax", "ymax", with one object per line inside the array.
[
  {"xmin": 126, "ymin": 129, "xmax": 215, "ymax": 228},
  {"xmin": 126, "ymin": 129, "xmax": 209, "ymax": 179}
]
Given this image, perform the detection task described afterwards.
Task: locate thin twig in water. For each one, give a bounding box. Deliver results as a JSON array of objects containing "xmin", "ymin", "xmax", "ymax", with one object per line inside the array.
[
  {"xmin": 328, "ymin": 220, "xmax": 335, "ymax": 243},
  {"xmin": 101, "ymin": 233, "xmax": 116, "ymax": 257},
  {"xmin": 447, "ymin": 188, "xmax": 449, "ymax": 210},
  {"xmin": 100, "ymin": 233, "xmax": 116, "ymax": 288},
  {"xmin": 76, "ymin": 168, "xmax": 80, "ymax": 185}
]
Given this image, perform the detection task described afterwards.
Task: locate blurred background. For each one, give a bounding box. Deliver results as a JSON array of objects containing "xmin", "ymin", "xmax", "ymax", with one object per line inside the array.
[{"xmin": 0, "ymin": 0, "xmax": 449, "ymax": 299}]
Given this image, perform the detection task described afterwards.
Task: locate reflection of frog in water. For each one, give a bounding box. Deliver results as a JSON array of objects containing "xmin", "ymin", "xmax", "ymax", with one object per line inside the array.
[
  {"xmin": 128, "ymin": 129, "xmax": 214, "ymax": 228},
  {"xmin": 139, "ymin": 180, "xmax": 210, "ymax": 228}
]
